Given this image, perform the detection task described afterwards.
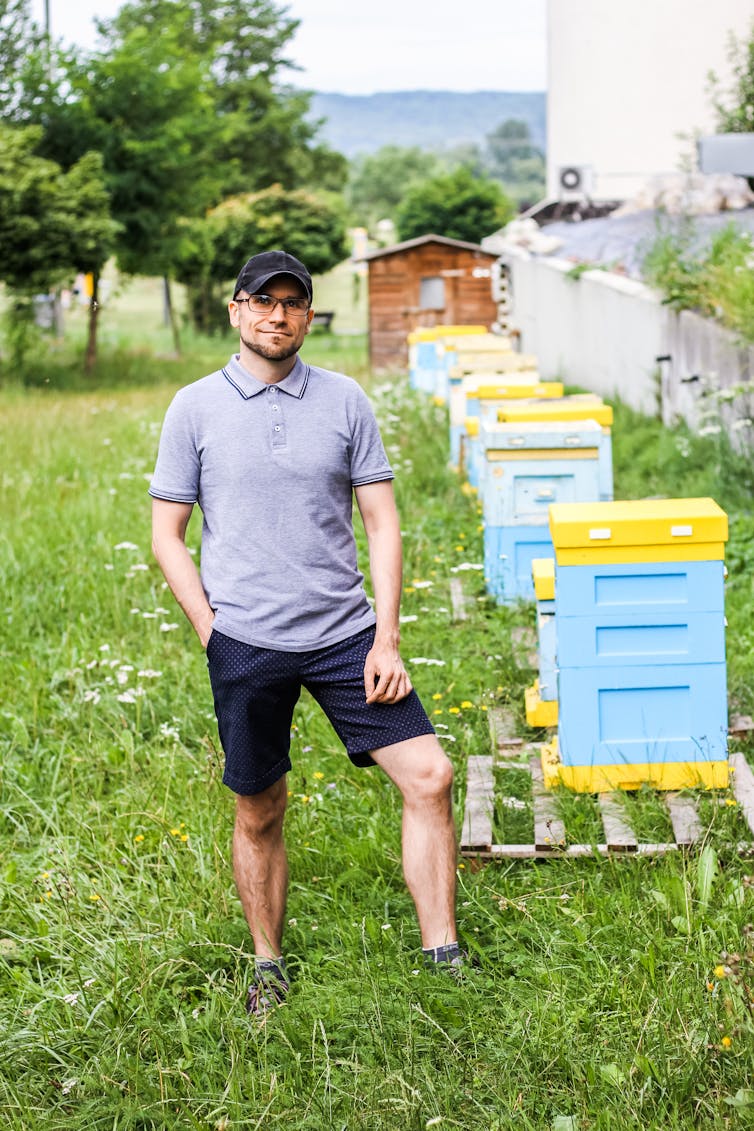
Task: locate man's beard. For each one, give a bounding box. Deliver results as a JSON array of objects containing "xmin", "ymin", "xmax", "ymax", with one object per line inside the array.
[{"xmin": 241, "ymin": 331, "xmax": 299, "ymax": 362}]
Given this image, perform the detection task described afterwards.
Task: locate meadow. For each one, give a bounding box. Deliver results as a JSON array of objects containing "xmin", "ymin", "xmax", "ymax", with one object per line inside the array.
[{"xmin": 1, "ymin": 275, "xmax": 754, "ymax": 1129}]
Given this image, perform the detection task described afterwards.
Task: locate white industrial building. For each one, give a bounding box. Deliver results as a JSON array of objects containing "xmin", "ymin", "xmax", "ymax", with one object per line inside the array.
[{"xmin": 546, "ymin": 0, "xmax": 754, "ymax": 202}]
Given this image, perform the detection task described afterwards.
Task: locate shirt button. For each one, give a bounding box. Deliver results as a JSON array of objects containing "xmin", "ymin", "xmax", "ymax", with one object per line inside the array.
[
  {"xmin": 271, "ymin": 404, "xmax": 279, "ymax": 411},
  {"xmin": 274, "ymin": 425, "xmax": 281, "ymax": 431}
]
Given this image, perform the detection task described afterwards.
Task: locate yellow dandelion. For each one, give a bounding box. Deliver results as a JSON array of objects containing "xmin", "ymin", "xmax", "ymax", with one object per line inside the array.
[
  {"xmin": 477, "ymin": 524, "xmax": 484, "ymax": 532},
  {"xmin": 433, "ymin": 556, "xmax": 442, "ymax": 563},
  {"xmin": 313, "ymin": 771, "xmax": 325, "ymax": 780},
  {"xmin": 725, "ymin": 798, "xmax": 737, "ymax": 807},
  {"xmin": 180, "ymin": 834, "xmax": 188, "ymax": 842},
  {"xmin": 714, "ymin": 965, "xmax": 727, "ymax": 979},
  {"xmin": 433, "ymin": 709, "xmax": 444, "ymax": 716},
  {"xmin": 706, "ymin": 981, "xmax": 715, "ymax": 991},
  {"xmin": 45, "ymin": 890, "xmax": 53, "ymax": 899},
  {"xmin": 170, "ymin": 827, "xmax": 180, "ymax": 836},
  {"xmin": 432, "ymin": 693, "xmax": 443, "ymax": 700},
  {"xmin": 481, "ymin": 705, "xmax": 488, "ymax": 712},
  {"xmin": 90, "ymin": 894, "xmax": 101, "ymax": 902},
  {"xmin": 287, "ymin": 790, "xmax": 293, "ymax": 797},
  {"xmin": 41, "ymin": 872, "xmax": 50, "ymax": 880},
  {"xmin": 460, "ymin": 700, "xmax": 473, "ymax": 709},
  {"xmin": 721, "ymin": 1036, "xmax": 732, "ymax": 1049},
  {"xmin": 448, "ymin": 706, "xmax": 461, "ymax": 715},
  {"xmin": 404, "ymin": 586, "xmax": 416, "ymax": 594},
  {"xmin": 454, "ymin": 545, "xmax": 464, "ymax": 552},
  {"xmin": 134, "ymin": 834, "xmax": 144, "ymax": 843},
  {"xmin": 301, "ymin": 795, "xmax": 310, "ymax": 803},
  {"xmin": 458, "ymin": 863, "xmax": 466, "ymax": 870}
]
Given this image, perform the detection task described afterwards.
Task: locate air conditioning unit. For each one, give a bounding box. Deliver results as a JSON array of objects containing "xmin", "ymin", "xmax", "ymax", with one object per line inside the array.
[{"xmin": 557, "ymin": 164, "xmax": 594, "ymax": 199}]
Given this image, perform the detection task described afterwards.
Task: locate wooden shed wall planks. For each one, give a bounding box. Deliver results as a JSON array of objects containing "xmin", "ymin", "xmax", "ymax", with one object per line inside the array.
[{"xmin": 367, "ymin": 241, "xmax": 499, "ymax": 370}]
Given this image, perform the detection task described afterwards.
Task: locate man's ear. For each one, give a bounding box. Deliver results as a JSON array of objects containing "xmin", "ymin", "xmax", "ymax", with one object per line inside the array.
[{"xmin": 228, "ymin": 300, "xmax": 240, "ymax": 329}]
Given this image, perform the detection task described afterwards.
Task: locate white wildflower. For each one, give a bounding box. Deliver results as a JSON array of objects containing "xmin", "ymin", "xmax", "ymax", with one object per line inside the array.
[
  {"xmin": 63, "ymin": 992, "xmax": 79, "ymax": 1006},
  {"xmin": 409, "ymin": 657, "xmax": 446, "ymax": 666},
  {"xmin": 399, "ymin": 614, "xmax": 418, "ymax": 623},
  {"xmin": 412, "ymin": 580, "xmax": 433, "ymax": 589},
  {"xmin": 160, "ymin": 623, "xmax": 179, "ymax": 632},
  {"xmin": 450, "ymin": 562, "xmax": 484, "ymax": 573},
  {"xmin": 138, "ymin": 670, "xmax": 162, "ymax": 679},
  {"xmin": 114, "ymin": 541, "xmax": 139, "ymax": 551},
  {"xmin": 83, "ymin": 689, "xmax": 101, "ymax": 704},
  {"xmin": 61, "ymin": 1079, "xmax": 78, "ymax": 1096},
  {"xmin": 500, "ymin": 796, "xmax": 527, "ymax": 810}
]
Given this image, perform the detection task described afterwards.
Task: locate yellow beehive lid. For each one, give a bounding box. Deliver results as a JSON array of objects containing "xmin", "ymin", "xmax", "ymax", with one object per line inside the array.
[
  {"xmin": 549, "ymin": 498, "xmax": 728, "ymax": 564},
  {"xmin": 475, "ymin": 380, "xmax": 564, "ymax": 400},
  {"xmin": 498, "ymin": 395, "xmax": 613, "ymax": 426},
  {"xmin": 464, "ymin": 416, "xmax": 480, "ymax": 437},
  {"xmin": 448, "ymin": 355, "xmax": 538, "ymax": 378},
  {"xmin": 531, "ymin": 557, "xmax": 555, "ymax": 601},
  {"xmin": 436, "ymin": 324, "xmax": 487, "ymax": 337},
  {"xmin": 407, "ymin": 328, "xmax": 440, "ymax": 343}
]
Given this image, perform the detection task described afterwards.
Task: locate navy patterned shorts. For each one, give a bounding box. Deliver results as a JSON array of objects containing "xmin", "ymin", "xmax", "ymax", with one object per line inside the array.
[{"xmin": 205, "ymin": 625, "xmax": 435, "ymax": 795}]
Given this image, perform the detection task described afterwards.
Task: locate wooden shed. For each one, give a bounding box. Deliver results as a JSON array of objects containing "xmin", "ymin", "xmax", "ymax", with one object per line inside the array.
[{"xmin": 364, "ymin": 234, "xmax": 499, "ymax": 371}]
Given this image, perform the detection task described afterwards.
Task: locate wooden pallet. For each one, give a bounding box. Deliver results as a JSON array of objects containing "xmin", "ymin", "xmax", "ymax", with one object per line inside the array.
[{"xmin": 460, "ymin": 708, "xmax": 754, "ymax": 859}]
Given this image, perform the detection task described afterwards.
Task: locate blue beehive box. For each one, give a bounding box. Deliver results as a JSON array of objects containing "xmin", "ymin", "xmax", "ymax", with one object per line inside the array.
[
  {"xmin": 479, "ymin": 420, "xmax": 604, "ymax": 526},
  {"xmin": 493, "ymin": 395, "xmax": 614, "ymax": 502},
  {"xmin": 484, "ymin": 523, "xmax": 555, "ymax": 603},
  {"xmin": 542, "ymin": 498, "xmax": 729, "ymax": 792}
]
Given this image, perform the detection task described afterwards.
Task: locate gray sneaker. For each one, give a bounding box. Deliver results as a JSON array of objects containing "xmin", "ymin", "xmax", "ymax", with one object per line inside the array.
[{"xmin": 245, "ymin": 972, "xmax": 289, "ymax": 1016}]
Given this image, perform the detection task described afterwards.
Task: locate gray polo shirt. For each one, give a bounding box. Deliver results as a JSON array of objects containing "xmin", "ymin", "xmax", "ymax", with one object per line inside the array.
[{"xmin": 149, "ymin": 354, "xmax": 394, "ymax": 650}]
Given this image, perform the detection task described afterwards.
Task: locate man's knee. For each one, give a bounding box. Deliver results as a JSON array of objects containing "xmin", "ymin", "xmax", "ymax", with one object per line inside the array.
[
  {"xmin": 401, "ymin": 738, "xmax": 454, "ymax": 803},
  {"xmin": 235, "ymin": 778, "xmax": 287, "ymax": 842}
]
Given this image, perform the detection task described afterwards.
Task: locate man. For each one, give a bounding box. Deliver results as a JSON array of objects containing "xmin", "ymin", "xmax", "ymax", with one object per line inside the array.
[{"xmin": 149, "ymin": 250, "xmax": 461, "ymax": 1016}]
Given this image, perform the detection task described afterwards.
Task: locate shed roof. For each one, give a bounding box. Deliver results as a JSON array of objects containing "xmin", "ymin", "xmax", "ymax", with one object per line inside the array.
[{"xmin": 363, "ymin": 233, "xmax": 499, "ymax": 261}]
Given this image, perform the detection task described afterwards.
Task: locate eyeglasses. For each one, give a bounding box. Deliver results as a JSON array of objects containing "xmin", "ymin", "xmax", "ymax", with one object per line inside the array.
[{"xmin": 235, "ymin": 293, "xmax": 311, "ymax": 316}]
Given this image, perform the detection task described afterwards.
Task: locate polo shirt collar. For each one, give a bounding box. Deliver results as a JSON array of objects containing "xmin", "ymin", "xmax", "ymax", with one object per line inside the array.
[{"xmin": 222, "ymin": 354, "xmax": 309, "ymax": 400}]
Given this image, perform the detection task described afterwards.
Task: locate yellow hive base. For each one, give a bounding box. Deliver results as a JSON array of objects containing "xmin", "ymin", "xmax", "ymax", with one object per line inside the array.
[
  {"xmin": 541, "ymin": 739, "xmax": 729, "ymax": 792},
  {"xmin": 525, "ymin": 683, "xmax": 558, "ymax": 727}
]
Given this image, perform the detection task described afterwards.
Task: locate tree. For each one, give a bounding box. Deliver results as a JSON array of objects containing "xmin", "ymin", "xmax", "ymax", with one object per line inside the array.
[
  {"xmin": 347, "ymin": 146, "xmax": 442, "ymax": 231},
  {"xmin": 97, "ymin": 0, "xmax": 347, "ymax": 198},
  {"xmin": 176, "ymin": 185, "xmax": 350, "ymax": 333},
  {"xmin": 28, "ymin": 19, "xmax": 219, "ymax": 357},
  {"xmin": 0, "ymin": 0, "xmax": 45, "ymax": 119},
  {"xmin": 395, "ymin": 167, "xmax": 514, "ymax": 244},
  {"xmin": 484, "ymin": 118, "xmax": 545, "ymax": 204},
  {"xmin": 708, "ymin": 17, "xmax": 754, "ymax": 134},
  {"xmin": 0, "ymin": 124, "xmax": 116, "ymax": 368}
]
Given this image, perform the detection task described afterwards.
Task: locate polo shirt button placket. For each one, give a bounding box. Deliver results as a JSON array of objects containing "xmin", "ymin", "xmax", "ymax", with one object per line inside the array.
[{"xmin": 269, "ymin": 385, "xmax": 286, "ymax": 449}]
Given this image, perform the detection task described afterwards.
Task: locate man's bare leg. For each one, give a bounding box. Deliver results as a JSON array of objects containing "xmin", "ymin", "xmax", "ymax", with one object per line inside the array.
[
  {"xmin": 370, "ymin": 733, "xmax": 458, "ymax": 948},
  {"xmin": 233, "ymin": 776, "xmax": 289, "ymax": 959}
]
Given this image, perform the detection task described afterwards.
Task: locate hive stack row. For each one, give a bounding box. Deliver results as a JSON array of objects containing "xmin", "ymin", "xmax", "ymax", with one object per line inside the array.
[{"xmin": 407, "ymin": 326, "xmax": 731, "ymax": 795}]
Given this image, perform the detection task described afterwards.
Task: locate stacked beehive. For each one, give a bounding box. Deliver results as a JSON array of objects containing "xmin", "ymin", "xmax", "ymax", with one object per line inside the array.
[{"xmin": 537, "ymin": 499, "xmax": 729, "ymax": 792}]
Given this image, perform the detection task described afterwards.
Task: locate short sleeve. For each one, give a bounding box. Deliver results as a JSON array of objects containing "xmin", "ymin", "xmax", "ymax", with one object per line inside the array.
[
  {"xmin": 348, "ymin": 385, "xmax": 394, "ymax": 487},
  {"xmin": 148, "ymin": 392, "xmax": 201, "ymax": 503}
]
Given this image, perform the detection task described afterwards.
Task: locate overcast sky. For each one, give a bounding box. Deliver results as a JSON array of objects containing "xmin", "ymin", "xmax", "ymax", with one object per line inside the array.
[{"xmin": 31, "ymin": 0, "xmax": 547, "ymax": 93}]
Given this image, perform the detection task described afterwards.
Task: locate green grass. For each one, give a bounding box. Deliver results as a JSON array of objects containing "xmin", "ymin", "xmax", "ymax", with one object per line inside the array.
[{"xmin": 2, "ymin": 301, "xmax": 754, "ymax": 1127}]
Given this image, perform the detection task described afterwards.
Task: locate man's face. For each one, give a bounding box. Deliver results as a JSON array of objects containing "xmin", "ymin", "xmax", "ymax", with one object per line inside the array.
[{"xmin": 229, "ymin": 274, "xmax": 313, "ymax": 363}]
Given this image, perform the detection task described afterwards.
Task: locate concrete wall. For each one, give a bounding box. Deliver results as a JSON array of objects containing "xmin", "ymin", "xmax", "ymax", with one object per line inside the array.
[
  {"xmin": 547, "ymin": 0, "xmax": 754, "ymax": 201},
  {"xmin": 505, "ymin": 247, "xmax": 754, "ymax": 442}
]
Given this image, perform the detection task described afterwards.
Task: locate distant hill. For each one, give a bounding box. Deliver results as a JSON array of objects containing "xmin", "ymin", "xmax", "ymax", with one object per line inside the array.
[{"xmin": 308, "ymin": 90, "xmax": 546, "ymax": 158}]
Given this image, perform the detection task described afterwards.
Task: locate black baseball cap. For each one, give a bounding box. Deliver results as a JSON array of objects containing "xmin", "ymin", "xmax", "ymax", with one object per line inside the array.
[{"xmin": 233, "ymin": 250, "xmax": 313, "ymax": 303}]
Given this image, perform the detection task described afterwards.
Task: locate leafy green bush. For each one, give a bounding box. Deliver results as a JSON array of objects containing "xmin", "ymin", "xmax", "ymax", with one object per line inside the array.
[{"xmin": 642, "ymin": 220, "xmax": 754, "ymax": 343}]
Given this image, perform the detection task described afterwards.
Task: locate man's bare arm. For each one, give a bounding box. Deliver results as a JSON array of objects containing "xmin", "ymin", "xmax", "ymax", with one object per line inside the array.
[
  {"xmin": 151, "ymin": 498, "xmax": 215, "ymax": 647},
  {"xmin": 354, "ymin": 480, "xmax": 412, "ymax": 704}
]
